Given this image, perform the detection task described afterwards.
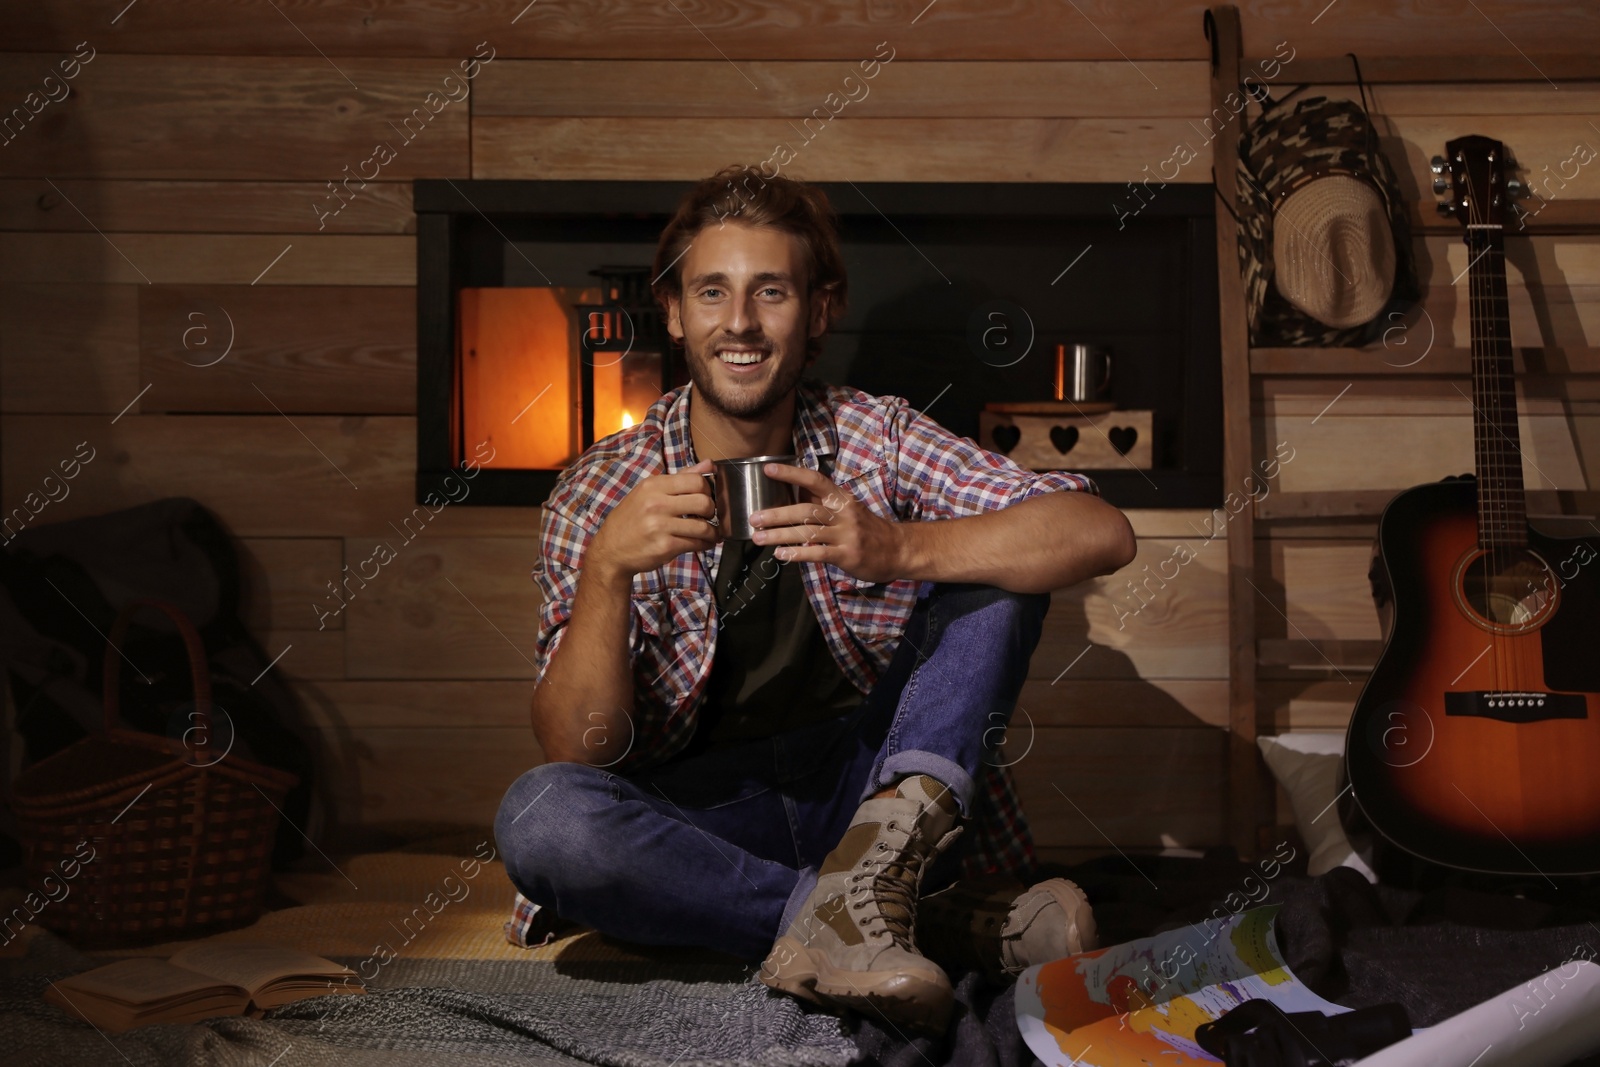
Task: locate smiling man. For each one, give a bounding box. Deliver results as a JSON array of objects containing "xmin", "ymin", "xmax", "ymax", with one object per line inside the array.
[{"xmin": 495, "ymin": 163, "xmax": 1136, "ymax": 1033}]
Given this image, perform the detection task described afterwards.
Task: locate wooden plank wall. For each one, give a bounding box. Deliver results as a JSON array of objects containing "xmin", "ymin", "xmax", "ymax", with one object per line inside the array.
[{"xmin": 3, "ymin": 1, "xmax": 1596, "ymax": 862}]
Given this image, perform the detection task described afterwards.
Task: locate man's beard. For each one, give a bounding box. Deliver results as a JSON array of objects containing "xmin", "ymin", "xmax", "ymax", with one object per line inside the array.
[{"xmin": 683, "ymin": 336, "xmax": 807, "ymax": 421}]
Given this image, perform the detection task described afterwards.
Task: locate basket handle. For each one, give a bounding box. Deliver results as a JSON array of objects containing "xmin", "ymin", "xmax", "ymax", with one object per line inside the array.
[{"xmin": 103, "ymin": 598, "xmax": 213, "ymax": 759}]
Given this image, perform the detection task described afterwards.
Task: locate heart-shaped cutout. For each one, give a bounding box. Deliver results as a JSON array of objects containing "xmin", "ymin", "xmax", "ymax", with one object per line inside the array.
[
  {"xmin": 991, "ymin": 424, "xmax": 1021, "ymax": 454},
  {"xmin": 1049, "ymin": 425, "xmax": 1079, "ymax": 454},
  {"xmin": 1109, "ymin": 426, "xmax": 1138, "ymax": 455}
]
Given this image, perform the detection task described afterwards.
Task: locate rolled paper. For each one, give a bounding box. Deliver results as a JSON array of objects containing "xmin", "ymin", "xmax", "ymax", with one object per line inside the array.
[{"xmin": 1355, "ymin": 960, "xmax": 1600, "ymax": 1067}]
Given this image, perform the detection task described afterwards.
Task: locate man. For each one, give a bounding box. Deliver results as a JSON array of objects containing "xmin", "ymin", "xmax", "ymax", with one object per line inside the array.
[{"xmin": 495, "ymin": 163, "xmax": 1136, "ymax": 1033}]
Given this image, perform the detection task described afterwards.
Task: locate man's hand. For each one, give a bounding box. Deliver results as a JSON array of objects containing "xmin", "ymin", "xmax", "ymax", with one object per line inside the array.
[
  {"xmin": 587, "ymin": 458, "xmax": 717, "ymax": 582},
  {"xmin": 748, "ymin": 463, "xmax": 907, "ymax": 583}
]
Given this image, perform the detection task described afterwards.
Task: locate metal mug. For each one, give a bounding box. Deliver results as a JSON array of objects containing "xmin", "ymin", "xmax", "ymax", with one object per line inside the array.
[
  {"xmin": 702, "ymin": 455, "xmax": 797, "ymax": 540},
  {"xmin": 1057, "ymin": 343, "xmax": 1113, "ymax": 402}
]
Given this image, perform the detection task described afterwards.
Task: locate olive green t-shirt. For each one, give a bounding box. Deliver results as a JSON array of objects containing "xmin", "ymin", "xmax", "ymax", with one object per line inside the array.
[{"xmin": 688, "ymin": 537, "xmax": 864, "ymax": 752}]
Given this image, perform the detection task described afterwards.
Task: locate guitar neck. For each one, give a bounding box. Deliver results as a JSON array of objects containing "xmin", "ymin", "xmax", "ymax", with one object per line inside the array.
[{"xmin": 1466, "ymin": 225, "xmax": 1527, "ymax": 549}]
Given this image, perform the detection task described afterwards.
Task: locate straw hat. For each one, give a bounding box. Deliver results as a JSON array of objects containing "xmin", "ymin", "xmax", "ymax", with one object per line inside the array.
[
  {"xmin": 1237, "ymin": 88, "xmax": 1417, "ymax": 346},
  {"xmin": 1274, "ymin": 173, "xmax": 1396, "ymax": 327}
]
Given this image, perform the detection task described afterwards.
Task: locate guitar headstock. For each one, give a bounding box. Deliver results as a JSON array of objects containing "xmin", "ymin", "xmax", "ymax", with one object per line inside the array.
[{"xmin": 1433, "ymin": 135, "xmax": 1514, "ymax": 230}]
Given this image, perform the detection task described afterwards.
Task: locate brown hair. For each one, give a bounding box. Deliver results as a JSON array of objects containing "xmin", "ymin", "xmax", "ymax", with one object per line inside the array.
[{"xmin": 651, "ymin": 163, "xmax": 848, "ymax": 363}]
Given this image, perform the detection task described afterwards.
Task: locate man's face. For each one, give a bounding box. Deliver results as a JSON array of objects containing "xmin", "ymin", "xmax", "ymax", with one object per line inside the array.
[{"xmin": 666, "ymin": 221, "xmax": 829, "ymax": 421}]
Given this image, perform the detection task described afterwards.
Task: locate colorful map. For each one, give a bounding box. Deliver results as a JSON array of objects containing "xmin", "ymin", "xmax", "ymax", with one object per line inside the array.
[{"xmin": 1015, "ymin": 906, "xmax": 1348, "ymax": 1066}]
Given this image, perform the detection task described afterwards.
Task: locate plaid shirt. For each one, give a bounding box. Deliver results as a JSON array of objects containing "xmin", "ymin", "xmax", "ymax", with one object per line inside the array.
[{"xmin": 506, "ymin": 379, "xmax": 1097, "ymax": 947}]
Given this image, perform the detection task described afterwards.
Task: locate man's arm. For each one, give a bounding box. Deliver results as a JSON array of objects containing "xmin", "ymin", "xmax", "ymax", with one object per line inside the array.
[
  {"xmin": 752, "ymin": 398, "xmax": 1135, "ymax": 594},
  {"xmin": 754, "ymin": 467, "xmax": 1133, "ymax": 595},
  {"xmin": 529, "ymin": 560, "xmax": 636, "ymax": 764},
  {"xmin": 894, "ymin": 489, "xmax": 1133, "ymax": 594},
  {"xmin": 530, "ymin": 460, "xmax": 716, "ymax": 764}
]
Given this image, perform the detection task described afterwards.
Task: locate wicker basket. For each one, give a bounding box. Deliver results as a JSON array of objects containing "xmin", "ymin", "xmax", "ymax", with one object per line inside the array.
[{"xmin": 9, "ymin": 598, "xmax": 299, "ymax": 947}]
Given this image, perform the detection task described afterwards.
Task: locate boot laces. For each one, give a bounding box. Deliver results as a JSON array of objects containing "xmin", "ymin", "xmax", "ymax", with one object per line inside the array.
[{"xmin": 854, "ymin": 820, "xmax": 929, "ymax": 946}]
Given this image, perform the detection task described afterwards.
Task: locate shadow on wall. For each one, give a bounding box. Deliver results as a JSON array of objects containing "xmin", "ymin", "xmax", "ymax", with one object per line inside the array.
[
  {"xmin": 997, "ymin": 592, "xmax": 1227, "ymax": 861},
  {"xmin": 1505, "ymin": 237, "xmax": 1596, "ymax": 494}
]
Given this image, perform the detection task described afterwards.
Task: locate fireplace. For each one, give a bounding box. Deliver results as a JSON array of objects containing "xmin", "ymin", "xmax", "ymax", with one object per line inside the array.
[{"xmin": 415, "ymin": 180, "xmax": 1221, "ymax": 508}]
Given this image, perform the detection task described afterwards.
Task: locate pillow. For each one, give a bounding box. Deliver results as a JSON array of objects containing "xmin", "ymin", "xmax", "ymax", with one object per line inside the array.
[{"xmin": 1257, "ymin": 732, "xmax": 1377, "ymax": 882}]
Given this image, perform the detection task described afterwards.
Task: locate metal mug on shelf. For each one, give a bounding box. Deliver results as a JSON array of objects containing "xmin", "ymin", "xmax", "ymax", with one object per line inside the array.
[
  {"xmin": 1054, "ymin": 343, "xmax": 1113, "ymax": 402},
  {"xmin": 702, "ymin": 455, "xmax": 797, "ymax": 540}
]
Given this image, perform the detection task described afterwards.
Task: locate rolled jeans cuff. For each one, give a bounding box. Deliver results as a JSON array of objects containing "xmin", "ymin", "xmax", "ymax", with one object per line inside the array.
[{"xmin": 863, "ymin": 749, "xmax": 977, "ymax": 819}]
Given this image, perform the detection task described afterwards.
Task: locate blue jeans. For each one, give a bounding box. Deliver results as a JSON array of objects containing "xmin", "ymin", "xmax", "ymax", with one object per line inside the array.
[{"xmin": 494, "ymin": 582, "xmax": 1049, "ymax": 961}]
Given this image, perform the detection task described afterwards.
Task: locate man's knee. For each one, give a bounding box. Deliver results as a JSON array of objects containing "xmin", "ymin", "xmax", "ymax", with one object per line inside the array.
[
  {"xmin": 998, "ymin": 586, "xmax": 1051, "ymax": 627},
  {"xmin": 928, "ymin": 582, "xmax": 1050, "ymax": 635},
  {"xmin": 494, "ymin": 762, "xmax": 614, "ymax": 888}
]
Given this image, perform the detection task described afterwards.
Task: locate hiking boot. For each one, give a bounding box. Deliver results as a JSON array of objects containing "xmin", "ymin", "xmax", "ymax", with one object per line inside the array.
[
  {"xmin": 759, "ymin": 775, "xmax": 964, "ymax": 1033},
  {"xmin": 918, "ymin": 874, "xmax": 1098, "ymax": 983}
]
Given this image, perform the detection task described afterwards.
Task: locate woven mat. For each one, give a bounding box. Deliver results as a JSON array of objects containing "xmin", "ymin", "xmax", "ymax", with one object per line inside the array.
[{"xmin": 0, "ymin": 852, "xmax": 856, "ymax": 1067}]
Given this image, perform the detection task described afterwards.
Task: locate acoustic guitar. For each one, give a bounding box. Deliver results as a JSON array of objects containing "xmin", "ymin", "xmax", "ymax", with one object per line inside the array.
[{"xmin": 1345, "ymin": 134, "xmax": 1600, "ymax": 875}]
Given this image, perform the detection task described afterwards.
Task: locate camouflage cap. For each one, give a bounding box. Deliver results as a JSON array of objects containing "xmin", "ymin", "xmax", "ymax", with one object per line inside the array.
[{"xmin": 1236, "ymin": 87, "xmax": 1419, "ymax": 347}]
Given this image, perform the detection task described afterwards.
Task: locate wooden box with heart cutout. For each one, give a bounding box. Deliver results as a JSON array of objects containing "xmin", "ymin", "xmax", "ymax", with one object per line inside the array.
[{"xmin": 978, "ymin": 406, "xmax": 1153, "ymax": 470}]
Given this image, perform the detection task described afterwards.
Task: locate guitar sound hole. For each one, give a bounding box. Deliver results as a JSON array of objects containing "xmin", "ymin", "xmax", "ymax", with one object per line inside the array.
[{"xmin": 1452, "ymin": 548, "xmax": 1559, "ymax": 634}]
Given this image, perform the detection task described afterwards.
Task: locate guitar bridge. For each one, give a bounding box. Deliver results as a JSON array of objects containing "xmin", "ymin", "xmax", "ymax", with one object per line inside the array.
[{"xmin": 1444, "ymin": 690, "xmax": 1587, "ymax": 722}]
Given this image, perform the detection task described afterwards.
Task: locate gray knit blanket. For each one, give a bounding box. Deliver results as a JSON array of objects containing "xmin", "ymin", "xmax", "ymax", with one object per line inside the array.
[{"xmin": 0, "ymin": 933, "xmax": 857, "ymax": 1067}]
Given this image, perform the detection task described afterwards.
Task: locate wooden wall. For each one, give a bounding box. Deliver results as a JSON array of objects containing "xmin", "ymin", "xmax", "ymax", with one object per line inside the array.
[
  {"xmin": 3, "ymin": 1, "xmax": 1597, "ymax": 861},
  {"xmin": 1246, "ymin": 74, "xmax": 1600, "ymax": 847}
]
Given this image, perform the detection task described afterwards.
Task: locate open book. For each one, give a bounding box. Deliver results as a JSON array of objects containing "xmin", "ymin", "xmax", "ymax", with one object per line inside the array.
[{"xmin": 45, "ymin": 943, "xmax": 363, "ymax": 1032}]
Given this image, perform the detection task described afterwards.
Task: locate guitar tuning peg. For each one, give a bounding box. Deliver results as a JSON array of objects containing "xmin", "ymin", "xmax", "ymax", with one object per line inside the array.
[
  {"xmin": 1430, "ymin": 155, "xmax": 1447, "ymax": 175},
  {"xmin": 1436, "ymin": 201, "xmax": 1455, "ymax": 216},
  {"xmin": 1507, "ymin": 179, "xmax": 1524, "ymax": 195},
  {"xmin": 1433, "ymin": 177, "xmax": 1449, "ymax": 194}
]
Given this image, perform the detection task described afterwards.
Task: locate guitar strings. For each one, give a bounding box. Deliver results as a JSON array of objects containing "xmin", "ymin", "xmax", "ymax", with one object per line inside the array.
[
  {"xmin": 1467, "ymin": 156, "xmax": 1491, "ymax": 692},
  {"xmin": 1466, "ymin": 154, "xmax": 1509, "ymax": 694},
  {"xmin": 1477, "ymin": 162, "xmax": 1522, "ymax": 691}
]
